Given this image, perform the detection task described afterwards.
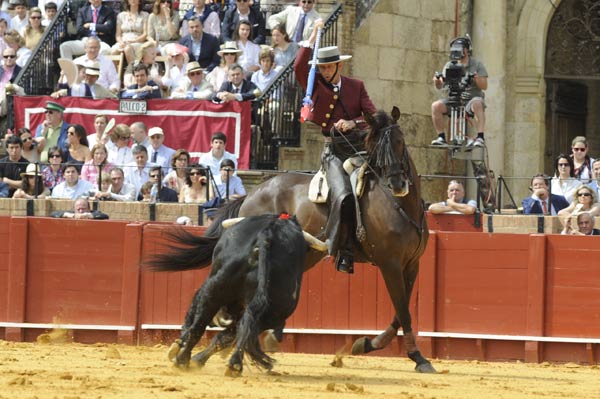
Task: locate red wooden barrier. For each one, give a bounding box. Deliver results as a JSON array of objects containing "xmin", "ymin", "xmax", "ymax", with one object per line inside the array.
[{"xmin": 1, "ymin": 217, "xmax": 599, "ymax": 364}]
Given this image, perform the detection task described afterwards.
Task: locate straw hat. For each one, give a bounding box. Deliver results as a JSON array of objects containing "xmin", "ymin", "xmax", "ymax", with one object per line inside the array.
[
  {"xmin": 217, "ymin": 41, "xmax": 243, "ymax": 56},
  {"xmin": 185, "ymin": 61, "xmax": 204, "ymax": 74},
  {"xmin": 85, "ymin": 61, "xmax": 101, "ymax": 76},
  {"xmin": 310, "ymin": 46, "xmax": 352, "ymax": 65},
  {"xmin": 20, "ymin": 163, "xmax": 40, "ymax": 177}
]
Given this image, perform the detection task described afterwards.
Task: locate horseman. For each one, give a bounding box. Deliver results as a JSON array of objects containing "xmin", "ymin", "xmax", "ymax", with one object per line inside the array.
[{"xmin": 294, "ymin": 20, "xmax": 377, "ymax": 274}]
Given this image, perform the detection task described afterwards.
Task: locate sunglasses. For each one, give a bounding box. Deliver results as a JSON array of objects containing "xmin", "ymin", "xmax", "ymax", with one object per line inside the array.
[
  {"xmin": 301, "ymin": 0, "xmax": 313, "ymax": 3},
  {"xmin": 49, "ymin": 154, "xmax": 62, "ymax": 158},
  {"xmin": 22, "ymin": 137, "xmax": 33, "ymax": 141},
  {"xmin": 578, "ymin": 192, "xmax": 592, "ymax": 197},
  {"xmin": 67, "ymin": 131, "xmax": 76, "ymax": 135},
  {"xmin": 572, "ymin": 147, "xmax": 586, "ymax": 152},
  {"xmin": 30, "ymin": 16, "xmax": 41, "ymax": 19},
  {"xmin": 189, "ymin": 71, "xmax": 202, "ymax": 76},
  {"xmin": 149, "ymin": 174, "xmax": 160, "ymax": 178},
  {"xmin": 557, "ymin": 163, "xmax": 570, "ymax": 167},
  {"xmin": 236, "ymin": 0, "xmax": 248, "ymax": 2},
  {"xmin": 3, "ymin": 55, "xmax": 16, "ymax": 59},
  {"xmin": 118, "ymin": 136, "xmax": 131, "ymax": 140},
  {"xmin": 189, "ymin": 171, "xmax": 202, "ymax": 176}
]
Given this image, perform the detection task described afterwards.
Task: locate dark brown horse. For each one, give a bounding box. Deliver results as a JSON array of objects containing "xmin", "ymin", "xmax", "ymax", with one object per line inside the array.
[{"xmin": 151, "ymin": 107, "xmax": 435, "ymax": 373}]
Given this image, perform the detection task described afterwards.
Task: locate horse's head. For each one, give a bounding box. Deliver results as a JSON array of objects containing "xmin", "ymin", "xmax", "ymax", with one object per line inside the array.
[{"xmin": 364, "ymin": 107, "xmax": 412, "ymax": 197}]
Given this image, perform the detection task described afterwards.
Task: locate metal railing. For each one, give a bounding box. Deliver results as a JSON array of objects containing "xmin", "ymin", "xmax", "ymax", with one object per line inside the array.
[{"xmin": 251, "ymin": 3, "xmax": 343, "ymax": 169}]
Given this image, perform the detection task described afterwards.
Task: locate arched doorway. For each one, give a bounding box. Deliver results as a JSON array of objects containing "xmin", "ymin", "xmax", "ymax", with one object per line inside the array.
[{"xmin": 545, "ymin": 0, "xmax": 599, "ymax": 172}]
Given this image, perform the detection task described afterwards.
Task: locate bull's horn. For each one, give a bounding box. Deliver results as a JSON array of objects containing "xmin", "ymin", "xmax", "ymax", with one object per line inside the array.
[
  {"xmin": 303, "ymin": 231, "xmax": 328, "ymax": 252},
  {"xmin": 221, "ymin": 217, "xmax": 245, "ymax": 228}
]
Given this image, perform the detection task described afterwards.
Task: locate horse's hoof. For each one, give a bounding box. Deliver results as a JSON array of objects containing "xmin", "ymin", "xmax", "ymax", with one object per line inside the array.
[
  {"xmin": 263, "ymin": 330, "xmax": 279, "ymax": 353},
  {"xmin": 351, "ymin": 337, "xmax": 377, "ymax": 355},
  {"xmin": 167, "ymin": 339, "xmax": 182, "ymax": 362},
  {"xmin": 225, "ymin": 365, "xmax": 242, "ymax": 378},
  {"xmin": 415, "ymin": 362, "xmax": 437, "ymax": 374}
]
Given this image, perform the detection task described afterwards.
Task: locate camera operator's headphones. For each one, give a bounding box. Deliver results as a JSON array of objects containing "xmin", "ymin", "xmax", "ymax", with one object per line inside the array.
[{"xmin": 449, "ymin": 36, "xmax": 472, "ymax": 56}]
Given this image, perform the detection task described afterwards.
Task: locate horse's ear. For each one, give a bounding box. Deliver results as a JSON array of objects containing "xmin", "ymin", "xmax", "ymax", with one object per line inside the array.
[
  {"xmin": 391, "ymin": 106, "xmax": 401, "ymax": 122},
  {"xmin": 364, "ymin": 112, "xmax": 375, "ymax": 126}
]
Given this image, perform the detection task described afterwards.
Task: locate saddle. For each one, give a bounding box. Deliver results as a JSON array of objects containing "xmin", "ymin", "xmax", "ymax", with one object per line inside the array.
[{"xmin": 308, "ymin": 154, "xmax": 368, "ymax": 204}]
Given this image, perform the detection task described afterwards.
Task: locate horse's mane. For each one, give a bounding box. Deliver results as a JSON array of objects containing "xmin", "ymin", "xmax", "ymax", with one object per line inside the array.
[{"xmin": 364, "ymin": 110, "xmax": 406, "ymax": 171}]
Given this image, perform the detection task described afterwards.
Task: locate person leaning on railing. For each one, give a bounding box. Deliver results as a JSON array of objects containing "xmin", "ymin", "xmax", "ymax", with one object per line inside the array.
[
  {"xmin": 521, "ymin": 174, "xmax": 569, "ymax": 216},
  {"xmin": 428, "ymin": 180, "xmax": 477, "ymax": 215}
]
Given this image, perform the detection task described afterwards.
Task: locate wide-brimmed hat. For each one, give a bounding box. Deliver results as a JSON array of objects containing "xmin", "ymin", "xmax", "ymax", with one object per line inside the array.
[
  {"xmin": 45, "ymin": 101, "xmax": 65, "ymax": 113},
  {"xmin": 164, "ymin": 42, "xmax": 188, "ymax": 57},
  {"xmin": 85, "ymin": 61, "xmax": 101, "ymax": 76},
  {"xmin": 310, "ymin": 46, "xmax": 352, "ymax": 65},
  {"xmin": 148, "ymin": 127, "xmax": 164, "ymax": 137},
  {"xmin": 186, "ymin": 61, "xmax": 204, "ymax": 74},
  {"xmin": 217, "ymin": 41, "xmax": 243, "ymax": 56},
  {"xmin": 20, "ymin": 163, "xmax": 40, "ymax": 177}
]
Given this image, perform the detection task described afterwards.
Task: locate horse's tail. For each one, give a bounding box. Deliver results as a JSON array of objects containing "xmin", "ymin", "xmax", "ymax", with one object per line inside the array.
[
  {"xmin": 145, "ymin": 198, "xmax": 246, "ymax": 272},
  {"xmin": 236, "ymin": 220, "xmax": 275, "ymax": 370}
]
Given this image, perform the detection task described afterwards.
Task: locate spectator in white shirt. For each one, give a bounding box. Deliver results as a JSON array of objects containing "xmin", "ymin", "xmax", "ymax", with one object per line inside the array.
[
  {"xmin": 124, "ymin": 144, "xmax": 158, "ymax": 197},
  {"xmin": 51, "ymin": 162, "xmax": 95, "ymax": 199},
  {"xmin": 147, "ymin": 127, "xmax": 176, "ymax": 174},
  {"xmin": 73, "ymin": 36, "xmax": 120, "ymax": 93},
  {"xmin": 107, "ymin": 123, "xmax": 133, "ymax": 167},
  {"xmin": 93, "ymin": 167, "xmax": 136, "ymax": 201},
  {"xmin": 198, "ymin": 131, "xmax": 238, "ymax": 178}
]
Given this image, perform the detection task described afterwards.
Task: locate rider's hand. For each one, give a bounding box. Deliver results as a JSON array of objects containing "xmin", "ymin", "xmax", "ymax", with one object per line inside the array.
[{"xmin": 334, "ymin": 119, "xmax": 355, "ymax": 132}]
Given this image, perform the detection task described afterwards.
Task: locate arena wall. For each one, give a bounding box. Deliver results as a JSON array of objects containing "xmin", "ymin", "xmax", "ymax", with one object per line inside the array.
[{"xmin": 1, "ymin": 215, "xmax": 599, "ymax": 364}]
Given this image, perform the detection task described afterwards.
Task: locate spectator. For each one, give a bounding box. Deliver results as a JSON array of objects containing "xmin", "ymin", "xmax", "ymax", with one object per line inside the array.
[
  {"xmin": 233, "ymin": 20, "xmax": 260, "ymax": 75},
  {"xmin": 51, "ymin": 162, "xmax": 94, "ymax": 199},
  {"xmin": 147, "ymin": 126, "xmax": 175, "ymax": 173},
  {"xmin": 123, "ymin": 41, "xmax": 165, "ymax": 88},
  {"xmin": 221, "ymin": 0, "xmax": 265, "ymax": 44},
  {"xmin": 267, "ymin": 0, "xmax": 321, "ymax": 43},
  {"xmin": 270, "ymin": 24, "xmax": 299, "ymax": 71},
  {"xmin": 121, "ymin": 63, "xmax": 162, "ymax": 99},
  {"xmin": 170, "ymin": 61, "xmax": 213, "ymax": 99},
  {"xmin": 111, "ymin": 0, "xmax": 149, "ymax": 65},
  {"xmin": 53, "ymin": 61, "xmax": 117, "ymax": 99},
  {"xmin": 143, "ymin": 165, "xmax": 178, "ymax": 202},
  {"xmin": 588, "ymin": 159, "xmax": 600, "ymax": 199},
  {"xmin": 4, "ymin": 29, "xmax": 31, "ymax": 67},
  {"xmin": 251, "ymin": 48, "xmax": 277, "ymax": 92},
  {"xmin": 213, "ymin": 63, "xmax": 260, "ymax": 103},
  {"xmin": 94, "ymin": 167, "xmax": 136, "ymax": 201},
  {"xmin": 130, "ymin": 121, "xmax": 151, "ymax": 150},
  {"xmin": 428, "ymin": 180, "xmax": 477, "ymax": 215},
  {"xmin": 13, "ymin": 163, "xmax": 50, "ymax": 199},
  {"xmin": 215, "ymin": 158, "xmax": 245, "ymax": 200},
  {"xmin": 205, "ymin": 41, "xmax": 241, "ymax": 92},
  {"xmin": 176, "ymin": 215, "xmax": 193, "ymax": 225},
  {"xmin": 59, "ymin": 0, "xmax": 115, "ymax": 59},
  {"xmin": 0, "ymin": 47, "xmax": 20, "ymax": 94},
  {"xmin": 180, "ymin": 0, "xmax": 219, "ymax": 38},
  {"xmin": 179, "ymin": 163, "xmax": 213, "ymax": 204},
  {"xmin": 50, "ymin": 197, "xmax": 109, "ymax": 219},
  {"xmin": 73, "ymin": 36, "xmax": 120, "ymax": 94},
  {"xmin": 87, "ymin": 114, "xmax": 111, "ymax": 149},
  {"xmin": 81, "ymin": 143, "xmax": 113, "ymax": 187},
  {"xmin": 558, "ymin": 185, "xmax": 600, "ymax": 229},
  {"xmin": 41, "ymin": 146, "xmax": 64, "ymax": 192},
  {"xmin": 65, "ymin": 124, "xmax": 90, "ymax": 164},
  {"xmin": 199, "ymin": 131, "xmax": 238, "ymax": 177},
  {"xmin": 0, "ymin": 12, "xmax": 10, "ymax": 36},
  {"xmin": 570, "ymin": 136, "xmax": 595, "ymax": 183},
  {"xmin": 41, "ymin": 1, "xmax": 56, "ymax": 27},
  {"xmin": 0, "ymin": 18, "xmax": 9, "ymax": 57},
  {"xmin": 107, "ymin": 123, "xmax": 134, "ymax": 167},
  {"xmin": 147, "ymin": 0, "xmax": 179, "ymax": 55},
  {"xmin": 0, "ymin": 135, "xmax": 28, "ymax": 196},
  {"xmin": 124, "ymin": 144, "xmax": 157, "ymax": 197},
  {"xmin": 522, "ymin": 174, "xmax": 569, "ymax": 216},
  {"xmin": 11, "ymin": 0, "xmax": 28, "ymax": 36},
  {"xmin": 563, "ymin": 212, "xmax": 600, "ymax": 236},
  {"xmin": 23, "ymin": 7, "xmax": 44, "ymax": 50},
  {"xmin": 139, "ymin": 180, "xmax": 154, "ymax": 201},
  {"xmin": 0, "ymin": 181, "xmax": 8, "ymax": 197},
  {"xmin": 551, "ymin": 154, "xmax": 582, "ymax": 203},
  {"xmin": 162, "ymin": 148, "xmax": 189, "ymax": 194},
  {"xmin": 15, "ymin": 127, "xmax": 41, "ymax": 163},
  {"xmin": 34, "ymin": 101, "xmax": 69, "ymax": 162},
  {"xmin": 161, "ymin": 43, "xmax": 188, "ymax": 93},
  {"xmin": 178, "ymin": 16, "xmax": 220, "ymax": 72}
]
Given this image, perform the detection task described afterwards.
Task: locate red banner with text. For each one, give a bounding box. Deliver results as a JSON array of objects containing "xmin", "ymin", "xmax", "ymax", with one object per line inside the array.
[{"xmin": 13, "ymin": 96, "xmax": 252, "ymax": 170}]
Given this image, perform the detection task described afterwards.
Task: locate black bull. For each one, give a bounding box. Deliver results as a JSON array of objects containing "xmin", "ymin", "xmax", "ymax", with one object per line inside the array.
[{"xmin": 158, "ymin": 214, "xmax": 307, "ymax": 374}]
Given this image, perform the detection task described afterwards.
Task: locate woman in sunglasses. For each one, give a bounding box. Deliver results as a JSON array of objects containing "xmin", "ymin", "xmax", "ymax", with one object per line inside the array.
[
  {"xmin": 551, "ymin": 154, "xmax": 582, "ymax": 203},
  {"xmin": 570, "ymin": 136, "xmax": 595, "ymax": 183},
  {"xmin": 558, "ymin": 185, "xmax": 600, "ymax": 233},
  {"xmin": 65, "ymin": 124, "xmax": 90, "ymax": 164},
  {"xmin": 23, "ymin": 7, "xmax": 45, "ymax": 50},
  {"xmin": 41, "ymin": 146, "xmax": 65, "ymax": 192},
  {"xmin": 16, "ymin": 127, "xmax": 42, "ymax": 163},
  {"xmin": 178, "ymin": 163, "xmax": 214, "ymax": 204}
]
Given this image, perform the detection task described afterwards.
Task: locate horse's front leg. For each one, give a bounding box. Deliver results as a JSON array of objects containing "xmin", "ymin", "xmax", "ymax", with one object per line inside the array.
[
  {"xmin": 191, "ymin": 326, "xmax": 237, "ymax": 366},
  {"xmin": 351, "ymin": 318, "xmax": 400, "ymax": 355}
]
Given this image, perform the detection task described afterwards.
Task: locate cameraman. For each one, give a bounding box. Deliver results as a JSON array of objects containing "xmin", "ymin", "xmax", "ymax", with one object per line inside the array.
[{"xmin": 431, "ymin": 36, "xmax": 488, "ymax": 147}]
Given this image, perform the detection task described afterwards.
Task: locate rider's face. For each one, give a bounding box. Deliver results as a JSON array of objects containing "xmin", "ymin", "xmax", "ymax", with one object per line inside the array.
[{"xmin": 318, "ymin": 62, "xmax": 342, "ymax": 84}]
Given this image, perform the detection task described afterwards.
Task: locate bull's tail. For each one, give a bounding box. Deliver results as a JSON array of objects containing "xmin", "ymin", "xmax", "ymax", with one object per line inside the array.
[
  {"xmin": 236, "ymin": 221, "xmax": 275, "ymax": 370},
  {"xmin": 146, "ymin": 198, "xmax": 246, "ymax": 272}
]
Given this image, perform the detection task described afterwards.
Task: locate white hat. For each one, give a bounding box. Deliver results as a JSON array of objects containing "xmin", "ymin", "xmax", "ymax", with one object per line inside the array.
[
  {"xmin": 20, "ymin": 163, "xmax": 40, "ymax": 177},
  {"xmin": 148, "ymin": 127, "xmax": 164, "ymax": 136},
  {"xmin": 85, "ymin": 61, "xmax": 101, "ymax": 76},
  {"xmin": 185, "ymin": 61, "xmax": 204, "ymax": 74},
  {"xmin": 310, "ymin": 46, "xmax": 352, "ymax": 65},
  {"xmin": 217, "ymin": 41, "xmax": 243, "ymax": 56}
]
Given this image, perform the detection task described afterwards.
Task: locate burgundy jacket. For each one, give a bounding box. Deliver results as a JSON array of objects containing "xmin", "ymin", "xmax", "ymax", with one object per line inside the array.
[{"xmin": 294, "ymin": 46, "xmax": 376, "ymax": 133}]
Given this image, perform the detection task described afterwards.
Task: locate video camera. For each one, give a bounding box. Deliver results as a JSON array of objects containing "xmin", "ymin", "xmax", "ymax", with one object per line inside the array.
[{"xmin": 435, "ymin": 61, "xmax": 474, "ymax": 105}]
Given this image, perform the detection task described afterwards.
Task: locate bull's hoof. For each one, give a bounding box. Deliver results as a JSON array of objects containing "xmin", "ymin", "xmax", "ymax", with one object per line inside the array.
[
  {"xmin": 351, "ymin": 337, "xmax": 378, "ymax": 355},
  {"xmin": 225, "ymin": 364, "xmax": 242, "ymax": 378},
  {"xmin": 167, "ymin": 339, "xmax": 182, "ymax": 362},
  {"xmin": 415, "ymin": 361, "xmax": 437, "ymax": 374},
  {"xmin": 263, "ymin": 330, "xmax": 279, "ymax": 353}
]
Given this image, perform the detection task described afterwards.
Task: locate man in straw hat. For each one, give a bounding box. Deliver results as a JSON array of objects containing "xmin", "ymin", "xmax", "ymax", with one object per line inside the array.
[
  {"xmin": 170, "ymin": 61, "xmax": 213, "ymax": 99},
  {"xmin": 294, "ymin": 20, "xmax": 376, "ymax": 274},
  {"xmin": 179, "ymin": 16, "xmax": 220, "ymax": 72},
  {"xmin": 52, "ymin": 60, "xmax": 116, "ymax": 99}
]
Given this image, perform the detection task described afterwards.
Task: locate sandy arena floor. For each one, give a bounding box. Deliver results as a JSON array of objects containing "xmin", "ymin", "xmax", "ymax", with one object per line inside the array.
[{"xmin": 0, "ymin": 339, "xmax": 599, "ymax": 399}]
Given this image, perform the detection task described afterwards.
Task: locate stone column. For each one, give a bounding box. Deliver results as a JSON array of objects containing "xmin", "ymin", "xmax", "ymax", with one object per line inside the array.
[{"xmin": 471, "ymin": 0, "xmax": 507, "ymax": 177}]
